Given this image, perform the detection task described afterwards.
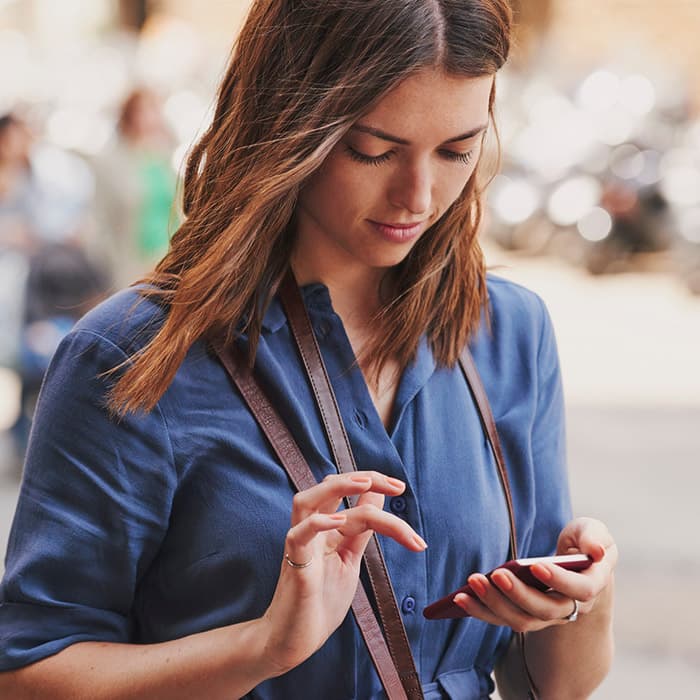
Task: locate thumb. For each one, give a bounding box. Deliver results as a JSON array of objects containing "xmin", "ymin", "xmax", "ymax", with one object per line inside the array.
[{"xmin": 559, "ymin": 517, "xmax": 608, "ymax": 562}]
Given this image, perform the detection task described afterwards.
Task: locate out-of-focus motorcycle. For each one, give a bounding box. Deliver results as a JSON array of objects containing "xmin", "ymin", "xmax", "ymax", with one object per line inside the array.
[
  {"xmin": 487, "ymin": 65, "xmax": 687, "ymax": 275},
  {"xmin": 544, "ymin": 147, "xmax": 672, "ymax": 275}
]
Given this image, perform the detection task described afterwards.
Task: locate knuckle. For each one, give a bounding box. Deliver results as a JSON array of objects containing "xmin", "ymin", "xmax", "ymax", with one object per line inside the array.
[
  {"xmin": 292, "ymin": 492, "xmax": 306, "ymax": 510},
  {"xmin": 354, "ymin": 503, "xmax": 381, "ymax": 518},
  {"xmin": 309, "ymin": 512, "xmax": 328, "ymax": 527},
  {"xmin": 577, "ymin": 587, "xmax": 596, "ymax": 603},
  {"xmin": 355, "ymin": 470, "xmax": 379, "ymax": 482}
]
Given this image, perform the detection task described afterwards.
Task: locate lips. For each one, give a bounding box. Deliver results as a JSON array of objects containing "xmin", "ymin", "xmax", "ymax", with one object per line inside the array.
[
  {"xmin": 368, "ymin": 219, "xmax": 426, "ymax": 243},
  {"xmin": 373, "ymin": 221, "xmax": 424, "ymax": 229}
]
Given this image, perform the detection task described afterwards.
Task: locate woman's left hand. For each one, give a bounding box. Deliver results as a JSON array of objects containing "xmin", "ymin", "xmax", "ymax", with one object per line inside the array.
[{"xmin": 452, "ymin": 517, "xmax": 617, "ymax": 632}]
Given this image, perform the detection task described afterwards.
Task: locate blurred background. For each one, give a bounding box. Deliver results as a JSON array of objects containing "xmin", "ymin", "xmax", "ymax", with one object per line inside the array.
[{"xmin": 0, "ymin": 1, "xmax": 699, "ymax": 697}]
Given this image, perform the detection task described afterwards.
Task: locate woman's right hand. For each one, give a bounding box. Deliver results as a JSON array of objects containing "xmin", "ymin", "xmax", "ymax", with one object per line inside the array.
[{"xmin": 259, "ymin": 471, "xmax": 426, "ymax": 675}]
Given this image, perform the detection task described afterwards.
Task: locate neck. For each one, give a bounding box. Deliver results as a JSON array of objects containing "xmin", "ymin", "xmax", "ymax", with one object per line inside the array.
[{"xmin": 290, "ymin": 250, "xmax": 387, "ymax": 333}]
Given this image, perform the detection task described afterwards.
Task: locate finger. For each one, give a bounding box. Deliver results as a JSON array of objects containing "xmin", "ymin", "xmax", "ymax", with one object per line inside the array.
[
  {"xmin": 353, "ymin": 486, "xmax": 386, "ymax": 511},
  {"xmin": 574, "ymin": 526, "xmax": 614, "ymax": 564},
  {"xmin": 558, "ymin": 517, "xmax": 616, "ymax": 561},
  {"xmin": 453, "ymin": 590, "xmax": 504, "ymax": 626},
  {"xmin": 529, "ymin": 544, "xmax": 618, "ymax": 605},
  {"xmin": 291, "ymin": 472, "xmax": 405, "ymax": 523},
  {"xmin": 488, "ymin": 569, "xmax": 578, "ymax": 622},
  {"xmin": 465, "ymin": 574, "xmax": 555, "ymax": 633},
  {"xmin": 284, "ymin": 512, "xmax": 347, "ymax": 568},
  {"xmin": 336, "ymin": 503, "xmax": 427, "ymax": 557}
]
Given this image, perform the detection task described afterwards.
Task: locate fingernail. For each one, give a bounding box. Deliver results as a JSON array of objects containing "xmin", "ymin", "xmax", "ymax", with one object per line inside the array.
[
  {"xmin": 386, "ymin": 476, "xmax": 404, "ymax": 489},
  {"xmin": 413, "ymin": 533, "xmax": 427, "ymax": 550},
  {"xmin": 328, "ymin": 512, "xmax": 347, "ymax": 521},
  {"xmin": 453, "ymin": 593, "xmax": 470, "ymax": 608},
  {"xmin": 532, "ymin": 564, "xmax": 552, "ymax": 581},
  {"xmin": 492, "ymin": 571, "xmax": 513, "ymax": 591},
  {"xmin": 350, "ymin": 474, "xmax": 372, "ymax": 484},
  {"xmin": 468, "ymin": 576, "xmax": 486, "ymax": 596}
]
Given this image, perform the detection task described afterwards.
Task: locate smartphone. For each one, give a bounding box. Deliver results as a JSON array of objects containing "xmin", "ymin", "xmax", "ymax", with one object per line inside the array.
[{"xmin": 423, "ymin": 553, "xmax": 593, "ymax": 620}]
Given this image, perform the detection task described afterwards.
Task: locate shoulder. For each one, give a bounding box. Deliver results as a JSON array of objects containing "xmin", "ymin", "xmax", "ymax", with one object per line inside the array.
[
  {"xmin": 72, "ymin": 285, "xmax": 167, "ymax": 356},
  {"xmin": 468, "ymin": 274, "xmax": 559, "ymax": 389},
  {"xmin": 484, "ymin": 273, "xmax": 551, "ymax": 343}
]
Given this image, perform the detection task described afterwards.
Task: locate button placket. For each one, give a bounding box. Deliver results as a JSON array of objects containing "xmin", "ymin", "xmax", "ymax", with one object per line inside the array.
[
  {"xmin": 353, "ymin": 408, "xmax": 369, "ymax": 430},
  {"xmin": 315, "ymin": 319, "xmax": 332, "ymax": 339}
]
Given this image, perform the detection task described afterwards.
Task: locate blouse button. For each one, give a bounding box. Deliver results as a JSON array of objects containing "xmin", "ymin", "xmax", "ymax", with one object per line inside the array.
[
  {"xmin": 401, "ymin": 596, "xmax": 416, "ymax": 614},
  {"xmin": 389, "ymin": 496, "xmax": 407, "ymax": 514}
]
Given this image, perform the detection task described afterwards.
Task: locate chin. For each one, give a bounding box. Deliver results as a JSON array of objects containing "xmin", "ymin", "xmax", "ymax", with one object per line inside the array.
[
  {"xmin": 363, "ymin": 250, "xmax": 413, "ymax": 270},
  {"xmin": 361, "ymin": 239, "xmax": 420, "ymax": 268}
]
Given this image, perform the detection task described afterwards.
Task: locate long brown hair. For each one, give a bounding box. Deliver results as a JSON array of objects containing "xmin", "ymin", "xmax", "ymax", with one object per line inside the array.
[{"xmin": 111, "ymin": 0, "xmax": 512, "ymax": 414}]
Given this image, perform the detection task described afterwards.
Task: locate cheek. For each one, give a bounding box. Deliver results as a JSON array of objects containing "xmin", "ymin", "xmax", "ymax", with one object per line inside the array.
[
  {"xmin": 436, "ymin": 167, "xmax": 477, "ymax": 215},
  {"xmin": 301, "ymin": 155, "xmax": 362, "ymax": 210}
]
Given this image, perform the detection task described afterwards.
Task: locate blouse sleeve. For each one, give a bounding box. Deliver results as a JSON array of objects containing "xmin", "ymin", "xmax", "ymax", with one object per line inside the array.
[
  {"xmin": 0, "ymin": 328, "xmax": 176, "ymax": 671},
  {"xmin": 526, "ymin": 295, "xmax": 572, "ymax": 558}
]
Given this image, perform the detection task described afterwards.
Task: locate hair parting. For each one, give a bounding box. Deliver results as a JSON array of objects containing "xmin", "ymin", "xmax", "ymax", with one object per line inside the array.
[{"xmin": 109, "ymin": 0, "xmax": 513, "ymax": 414}]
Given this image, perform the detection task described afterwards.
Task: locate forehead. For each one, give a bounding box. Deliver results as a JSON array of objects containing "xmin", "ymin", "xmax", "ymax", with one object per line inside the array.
[{"xmin": 357, "ymin": 68, "xmax": 493, "ymax": 143}]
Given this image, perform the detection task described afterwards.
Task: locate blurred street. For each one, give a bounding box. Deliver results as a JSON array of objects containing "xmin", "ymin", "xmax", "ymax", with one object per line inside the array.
[
  {"xmin": 2, "ymin": 247, "xmax": 699, "ymax": 698},
  {"xmin": 490, "ymin": 247, "xmax": 700, "ymax": 699}
]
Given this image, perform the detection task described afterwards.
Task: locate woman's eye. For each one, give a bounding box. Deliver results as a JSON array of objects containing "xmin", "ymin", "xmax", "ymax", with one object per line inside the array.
[
  {"xmin": 346, "ymin": 146, "xmax": 393, "ymax": 166},
  {"xmin": 441, "ymin": 150, "xmax": 474, "ymax": 165}
]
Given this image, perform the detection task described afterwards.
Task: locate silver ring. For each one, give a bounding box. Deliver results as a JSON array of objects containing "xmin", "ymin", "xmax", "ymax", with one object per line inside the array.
[
  {"xmin": 285, "ymin": 553, "xmax": 312, "ymax": 569},
  {"xmin": 564, "ymin": 599, "xmax": 580, "ymax": 622}
]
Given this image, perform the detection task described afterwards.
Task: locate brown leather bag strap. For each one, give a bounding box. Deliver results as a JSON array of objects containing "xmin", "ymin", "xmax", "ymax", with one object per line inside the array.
[
  {"xmin": 458, "ymin": 349, "xmax": 539, "ymax": 700},
  {"xmin": 279, "ymin": 271, "xmax": 423, "ymax": 699},
  {"xmin": 458, "ymin": 349, "xmax": 518, "ymax": 561},
  {"xmin": 210, "ymin": 337, "xmax": 409, "ymax": 700}
]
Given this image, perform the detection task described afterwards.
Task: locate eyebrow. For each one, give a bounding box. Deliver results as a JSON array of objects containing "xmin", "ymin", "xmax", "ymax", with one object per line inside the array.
[{"xmin": 350, "ymin": 123, "xmax": 489, "ymax": 145}]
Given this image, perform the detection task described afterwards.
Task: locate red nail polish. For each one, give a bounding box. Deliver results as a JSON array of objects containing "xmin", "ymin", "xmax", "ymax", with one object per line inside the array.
[
  {"xmin": 469, "ymin": 577, "xmax": 486, "ymax": 596},
  {"xmin": 492, "ymin": 571, "xmax": 513, "ymax": 591},
  {"xmin": 532, "ymin": 564, "xmax": 552, "ymax": 581},
  {"xmin": 453, "ymin": 593, "xmax": 470, "ymax": 609}
]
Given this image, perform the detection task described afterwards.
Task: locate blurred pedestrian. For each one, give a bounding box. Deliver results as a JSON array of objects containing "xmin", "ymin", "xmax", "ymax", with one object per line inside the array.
[
  {"xmin": 92, "ymin": 88, "xmax": 179, "ymax": 289},
  {"xmin": 0, "ymin": 112, "xmax": 94, "ymax": 250},
  {"xmin": 0, "ymin": 112, "xmax": 107, "ymax": 467},
  {"xmin": 0, "ymin": 114, "xmax": 35, "ymax": 251},
  {"xmin": 0, "ymin": 2, "xmax": 616, "ymax": 699},
  {"xmin": 9, "ymin": 242, "xmax": 108, "ymax": 462}
]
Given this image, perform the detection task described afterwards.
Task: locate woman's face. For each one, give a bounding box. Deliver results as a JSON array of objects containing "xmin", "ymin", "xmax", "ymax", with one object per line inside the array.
[{"xmin": 294, "ymin": 68, "xmax": 493, "ymax": 280}]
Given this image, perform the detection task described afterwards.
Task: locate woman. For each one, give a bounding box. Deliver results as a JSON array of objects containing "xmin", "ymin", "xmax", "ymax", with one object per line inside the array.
[
  {"xmin": 0, "ymin": 1, "xmax": 616, "ymax": 698},
  {"xmin": 92, "ymin": 87, "xmax": 178, "ymax": 290}
]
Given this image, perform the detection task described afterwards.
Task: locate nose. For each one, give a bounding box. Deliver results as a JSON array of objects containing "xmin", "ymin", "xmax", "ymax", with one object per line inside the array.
[{"xmin": 388, "ymin": 159, "xmax": 433, "ymax": 216}]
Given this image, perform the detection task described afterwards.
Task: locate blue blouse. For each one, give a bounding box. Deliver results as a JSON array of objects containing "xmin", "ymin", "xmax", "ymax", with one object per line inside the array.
[{"xmin": 0, "ymin": 275, "xmax": 571, "ymax": 699}]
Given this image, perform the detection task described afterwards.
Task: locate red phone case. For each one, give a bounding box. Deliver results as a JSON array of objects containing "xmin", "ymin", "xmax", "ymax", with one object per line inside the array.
[{"xmin": 423, "ymin": 553, "xmax": 593, "ymax": 620}]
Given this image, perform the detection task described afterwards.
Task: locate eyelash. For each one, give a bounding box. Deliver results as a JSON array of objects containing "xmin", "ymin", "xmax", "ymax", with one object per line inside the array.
[
  {"xmin": 346, "ymin": 146, "xmax": 474, "ymax": 167},
  {"xmin": 346, "ymin": 147, "xmax": 392, "ymax": 167},
  {"xmin": 441, "ymin": 150, "xmax": 474, "ymax": 165}
]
